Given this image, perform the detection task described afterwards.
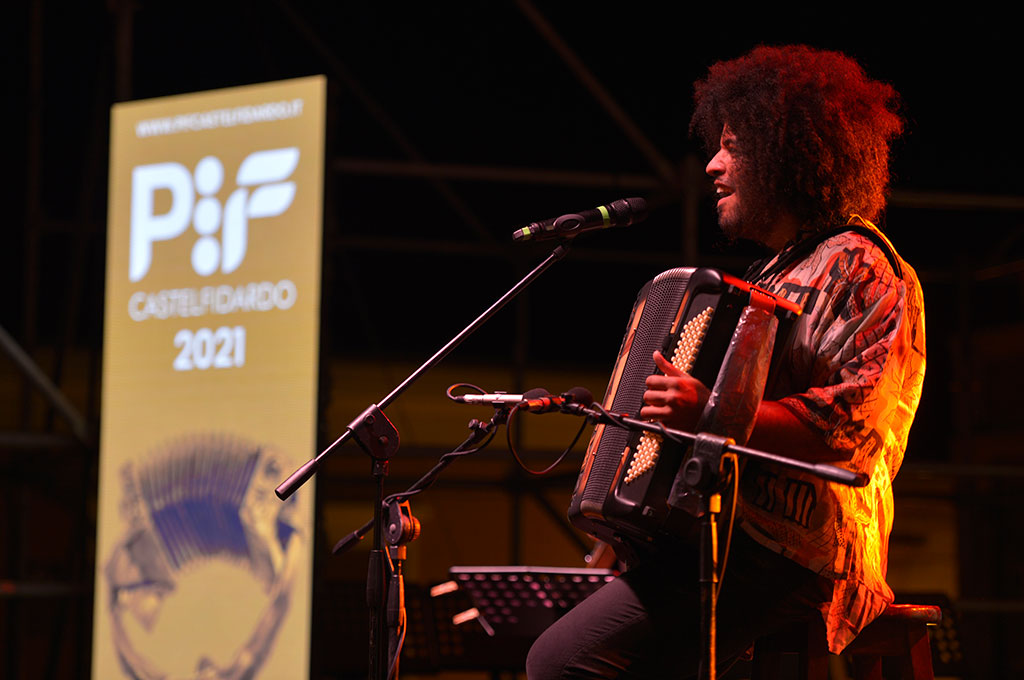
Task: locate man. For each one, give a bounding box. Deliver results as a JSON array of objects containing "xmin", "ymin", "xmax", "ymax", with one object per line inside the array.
[{"xmin": 527, "ymin": 45, "xmax": 926, "ymax": 678}]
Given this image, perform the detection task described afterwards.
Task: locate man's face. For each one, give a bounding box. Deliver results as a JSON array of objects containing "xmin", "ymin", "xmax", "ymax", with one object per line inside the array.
[
  {"xmin": 705, "ymin": 125, "xmax": 796, "ymax": 250},
  {"xmin": 705, "ymin": 125, "xmax": 744, "ymax": 237}
]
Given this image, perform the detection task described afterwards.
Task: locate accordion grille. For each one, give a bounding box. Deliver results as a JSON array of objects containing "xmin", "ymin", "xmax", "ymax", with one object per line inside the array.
[{"xmin": 580, "ymin": 269, "xmax": 692, "ymax": 506}]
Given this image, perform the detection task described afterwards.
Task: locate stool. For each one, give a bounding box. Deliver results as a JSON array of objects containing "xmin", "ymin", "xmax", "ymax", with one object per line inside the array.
[{"xmin": 751, "ymin": 604, "xmax": 942, "ymax": 680}]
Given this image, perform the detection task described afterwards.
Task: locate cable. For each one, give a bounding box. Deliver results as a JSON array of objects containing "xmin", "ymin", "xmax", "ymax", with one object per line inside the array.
[
  {"xmin": 714, "ymin": 452, "xmax": 740, "ymax": 600},
  {"xmin": 381, "ymin": 432, "xmax": 497, "ymax": 507},
  {"xmin": 386, "ymin": 608, "xmax": 406, "ymax": 680},
  {"xmin": 505, "ymin": 401, "xmax": 590, "ymax": 475},
  {"xmin": 589, "ymin": 402, "xmax": 688, "ymax": 445},
  {"xmin": 445, "ymin": 382, "xmax": 487, "ymax": 400}
]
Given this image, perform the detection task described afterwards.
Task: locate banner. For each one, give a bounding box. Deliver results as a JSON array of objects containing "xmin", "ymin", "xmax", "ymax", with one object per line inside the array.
[{"xmin": 93, "ymin": 76, "xmax": 325, "ymax": 679}]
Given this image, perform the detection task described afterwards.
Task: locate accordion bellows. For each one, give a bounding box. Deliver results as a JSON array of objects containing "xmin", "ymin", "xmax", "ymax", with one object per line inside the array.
[
  {"xmin": 113, "ymin": 433, "xmax": 293, "ymax": 590},
  {"xmin": 104, "ymin": 432, "xmax": 300, "ymax": 678}
]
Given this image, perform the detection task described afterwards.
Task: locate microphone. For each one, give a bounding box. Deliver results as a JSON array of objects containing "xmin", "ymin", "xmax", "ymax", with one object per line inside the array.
[
  {"xmin": 512, "ymin": 198, "xmax": 648, "ymax": 242},
  {"xmin": 523, "ymin": 387, "xmax": 595, "ymax": 414},
  {"xmin": 451, "ymin": 387, "xmax": 549, "ymax": 405}
]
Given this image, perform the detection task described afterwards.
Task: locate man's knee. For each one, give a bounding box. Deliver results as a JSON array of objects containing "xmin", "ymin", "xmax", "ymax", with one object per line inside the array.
[{"xmin": 525, "ymin": 625, "xmax": 569, "ymax": 680}]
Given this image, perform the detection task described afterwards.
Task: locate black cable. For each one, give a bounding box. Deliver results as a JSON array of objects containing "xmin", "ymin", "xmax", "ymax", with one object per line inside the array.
[
  {"xmin": 505, "ymin": 402, "xmax": 590, "ymax": 476},
  {"xmin": 589, "ymin": 402, "xmax": 689, "ymax": 445},
  {"xmin": 386, "ymin": 620, "xmax": 406, "ymax": 680},
  {"xmin": 381, "ymin": 431, "xmax": 497, "ymax": 507}
]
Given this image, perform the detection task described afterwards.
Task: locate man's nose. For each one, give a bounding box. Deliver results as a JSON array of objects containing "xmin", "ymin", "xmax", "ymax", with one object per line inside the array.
[{"xmin": 706, "ymin": 149, "xmax": 726, "ymax": 177}]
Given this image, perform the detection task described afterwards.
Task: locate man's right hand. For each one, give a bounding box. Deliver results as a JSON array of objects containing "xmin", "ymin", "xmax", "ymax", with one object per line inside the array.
[{"xmin": 639, "ymin": 351, "xmax": 711, "ymax": 431}]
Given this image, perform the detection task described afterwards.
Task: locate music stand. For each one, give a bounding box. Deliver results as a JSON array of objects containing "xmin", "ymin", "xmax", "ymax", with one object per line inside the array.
[{"xmin": 443, "ymin": 566, "xmax": 616, "ymax": 638}]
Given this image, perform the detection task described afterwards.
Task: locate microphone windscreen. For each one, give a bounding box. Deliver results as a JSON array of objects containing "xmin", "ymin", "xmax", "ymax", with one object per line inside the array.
[
  {"xmin": 563, "ymin": 386, "xmax": 594, "ymax": 405},
  {"xmin": 609, "ymin": 197, "xmax": 648, "ymax": 226},
  {"xmin": 523, "ymin": 387, "xmax": 550, "ymax": 400}
]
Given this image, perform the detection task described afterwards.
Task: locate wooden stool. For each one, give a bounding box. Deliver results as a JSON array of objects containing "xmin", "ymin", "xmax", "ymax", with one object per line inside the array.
[{"xmin": 751, "ymin": 604, "xmax": 942, "ymax": 680}]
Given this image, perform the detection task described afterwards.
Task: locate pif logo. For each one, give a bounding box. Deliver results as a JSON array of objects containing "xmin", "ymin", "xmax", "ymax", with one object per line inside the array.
[{"xmin": 129, "ymin": 148, "xmax": 299, "ymax": 282}]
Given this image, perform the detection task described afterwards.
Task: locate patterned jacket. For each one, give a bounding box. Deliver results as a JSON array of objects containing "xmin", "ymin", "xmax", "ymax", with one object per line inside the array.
[{"xmin": 738, "ymin": 217, "xmax": 927, "ymax": 653}]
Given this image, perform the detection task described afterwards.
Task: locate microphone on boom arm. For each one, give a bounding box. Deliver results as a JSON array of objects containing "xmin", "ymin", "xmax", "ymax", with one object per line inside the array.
[{"xmin": 512, "ymin": 198, "xmax": 648, "ymax": 242}]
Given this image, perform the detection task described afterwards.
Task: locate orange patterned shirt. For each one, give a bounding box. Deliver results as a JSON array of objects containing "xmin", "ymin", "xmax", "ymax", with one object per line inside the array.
[{"xmin": 738, "ymin": 218, "xmax": 926, "ymax": 653}]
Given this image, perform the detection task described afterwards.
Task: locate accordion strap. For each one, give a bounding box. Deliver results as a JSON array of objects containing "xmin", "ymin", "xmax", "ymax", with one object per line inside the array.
[{"xmin": 745, "ymin": 220, "xmax": 902, "ymax": 285}]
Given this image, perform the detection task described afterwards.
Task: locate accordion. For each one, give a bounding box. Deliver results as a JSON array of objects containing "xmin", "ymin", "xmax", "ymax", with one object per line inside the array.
[
  {"xmin": 567, "ymin": 267, "xmax": 801, "ymax": 549},
  {"xmin": 104, "ymin": 434, "xmax": 301, "ymax": 679}
]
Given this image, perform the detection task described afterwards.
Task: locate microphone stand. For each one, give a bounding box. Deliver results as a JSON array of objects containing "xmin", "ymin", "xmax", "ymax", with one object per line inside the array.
[
  {"xmin": 331, "ymin": 408, "xmax": 511, "ymax": 557},
  {"xmin": 276, "ymin": 243, "xmax": 571, "ymax": 680},
  {"xmin": 275, "ymin": 241, "xmax": 570, "ymax": 501},
  {"xmin": 334, "ymin": 405, "xmax": 512, "ymax": 680},
  {"xmin": 559, "ymin": 403, "xmax": 867, "ymax": 680},
  {"xmin": 570, "ymin": 406, "xmax": 867, "ymax": 486}
]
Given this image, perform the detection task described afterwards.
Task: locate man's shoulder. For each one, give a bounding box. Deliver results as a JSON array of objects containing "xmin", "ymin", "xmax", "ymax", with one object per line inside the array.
[
  {"xmin": 812, "ymin": 221, "xmax": 917, "ymax": 291},
  {"xmin": 807, "ymin": 225, "xmax": 924, "ymax": 335},
  {"xmin": 765, "ymin": 222, "xmax": 920, "ymax": 323}
]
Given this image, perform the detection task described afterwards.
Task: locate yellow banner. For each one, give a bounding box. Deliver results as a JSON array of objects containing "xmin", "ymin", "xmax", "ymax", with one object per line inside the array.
[{"xmin": 93, "ymin": 76, "xmax": 325, "ymax": 679}]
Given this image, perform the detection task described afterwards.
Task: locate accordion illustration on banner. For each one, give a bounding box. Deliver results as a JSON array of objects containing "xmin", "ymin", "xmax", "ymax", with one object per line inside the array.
[
  {"xmin": 568, "ymin": 267, "xmax": 801, "ymax": 550},
  {"xmin": 103, "ymin": 433, "xmax": 302, "ymax": 679}
]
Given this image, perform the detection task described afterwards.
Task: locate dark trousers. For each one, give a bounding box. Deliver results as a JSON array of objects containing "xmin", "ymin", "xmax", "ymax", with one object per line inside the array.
[{"xmin": 526, "ymin": 530, "xmax": 833, "ymax": 679}]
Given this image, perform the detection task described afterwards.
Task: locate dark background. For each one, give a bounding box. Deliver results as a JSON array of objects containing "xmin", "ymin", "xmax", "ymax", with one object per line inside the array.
[{"xmin": 2, "ymin": 2, "xmax": 1022, "ymax": 678}]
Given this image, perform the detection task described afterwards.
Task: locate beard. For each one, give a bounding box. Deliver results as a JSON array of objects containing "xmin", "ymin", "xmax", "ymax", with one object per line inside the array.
[{"xmin": 715, "ymin": 173, "xmax": 783, "ymax": 248}]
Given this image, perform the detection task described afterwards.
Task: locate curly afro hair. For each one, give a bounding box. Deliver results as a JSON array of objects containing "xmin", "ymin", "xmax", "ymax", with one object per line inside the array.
[{"xmin": 691, "ymin": 45, "xmax": 904, "ymax": 231}]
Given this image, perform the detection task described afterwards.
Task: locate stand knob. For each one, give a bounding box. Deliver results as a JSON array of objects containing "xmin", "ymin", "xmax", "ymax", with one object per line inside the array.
[{"xmin": 385, "ymin": 500, "xmax": 421, "ymax": 546}]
